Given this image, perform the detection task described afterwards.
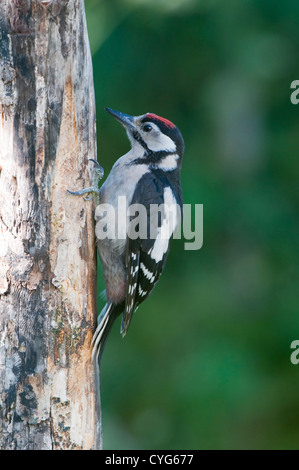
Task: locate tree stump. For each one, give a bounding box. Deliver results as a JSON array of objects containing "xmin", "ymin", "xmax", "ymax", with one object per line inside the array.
[{"xmin": 0, "ymin": 0, "xmax": 101, "ymax": 449}]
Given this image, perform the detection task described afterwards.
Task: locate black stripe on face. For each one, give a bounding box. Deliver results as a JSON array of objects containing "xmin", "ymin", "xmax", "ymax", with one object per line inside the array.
[
  {"xmin": 132, "ymin": 129, "xmax": 149, "ymax": 151},
  {"xmin": 130, "ymin": 150, "xmax": 177, "ymax": 166}
]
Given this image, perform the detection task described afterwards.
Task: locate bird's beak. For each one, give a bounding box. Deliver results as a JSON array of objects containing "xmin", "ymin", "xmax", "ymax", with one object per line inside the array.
[{"xmin": 105, "ymin": 108, "xmax": 136, "ymax": 132}]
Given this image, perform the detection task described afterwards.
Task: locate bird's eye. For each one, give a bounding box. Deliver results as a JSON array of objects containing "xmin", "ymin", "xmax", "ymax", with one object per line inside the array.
[{"xmin": 142, "ymin": 123, "xmax": 153, "ymax": 132}]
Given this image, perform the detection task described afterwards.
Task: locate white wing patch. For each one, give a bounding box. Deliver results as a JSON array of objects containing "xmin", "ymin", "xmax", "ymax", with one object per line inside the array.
[
  {"xmin": 149, "ymin": 187, "xmax": 179, "ymax": 262},
  {"xmin": 140, "ymin": 262, "xmax": 155, "ymax": 283},
  {"xmin": 128, "ymin": 282, "xmax": 137, "ymax": 295},
  {"xmin": 138, "ymin": 285, "xmax": 147, "ymax": 297}
]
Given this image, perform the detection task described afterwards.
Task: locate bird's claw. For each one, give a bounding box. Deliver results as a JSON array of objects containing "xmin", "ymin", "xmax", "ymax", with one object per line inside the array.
[
  {"xmin": 67, "ymin": 159, "xmax": 104, "ymax": 202},
  {"xmin": 67, "ymin": 187, "xmax": 99, "ymax": 200},
  {"xmin": 89, "ymin": 158, "xmax": 104, "ymax": 181}
]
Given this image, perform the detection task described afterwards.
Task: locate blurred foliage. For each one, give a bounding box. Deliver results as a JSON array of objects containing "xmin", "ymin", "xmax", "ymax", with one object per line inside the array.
[{"xmin": 85, "ymin": 0, "xmax": 299, "ymax": 449}]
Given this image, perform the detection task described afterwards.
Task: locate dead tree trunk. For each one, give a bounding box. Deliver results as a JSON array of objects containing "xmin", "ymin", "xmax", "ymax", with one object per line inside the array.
[{"xmin": 0, "ymin": 0, "xmax": 101, "ymax": 449}]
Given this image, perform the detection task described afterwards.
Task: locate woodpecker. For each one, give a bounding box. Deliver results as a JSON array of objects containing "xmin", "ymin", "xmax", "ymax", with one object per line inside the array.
[{"xmin": 69, "ymin": 109, "xmax": 184, "ymax": 363}]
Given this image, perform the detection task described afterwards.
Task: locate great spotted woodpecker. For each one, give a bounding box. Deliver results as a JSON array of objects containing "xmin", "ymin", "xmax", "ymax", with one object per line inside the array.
[{"xmin": 69, "ymin": 109, "xmax": 184, "ymax": 363}]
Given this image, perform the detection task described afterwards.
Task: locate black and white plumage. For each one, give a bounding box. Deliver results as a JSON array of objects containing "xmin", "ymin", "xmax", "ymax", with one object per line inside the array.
[{"xmin": 91, "ymin": 109, "xmax": 184, "ymax": 363}]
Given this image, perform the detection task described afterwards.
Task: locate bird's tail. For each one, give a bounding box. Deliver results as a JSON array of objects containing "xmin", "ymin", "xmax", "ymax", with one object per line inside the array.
[{"xmin": 91, "ymin": 302, "xmax": 118, "ymax": 365}]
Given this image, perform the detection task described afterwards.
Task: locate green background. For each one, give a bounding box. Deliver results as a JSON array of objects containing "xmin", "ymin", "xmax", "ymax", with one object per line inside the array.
[{"xmin": 85, "ymin": 0, "xmax": 299, "ymax": 450}]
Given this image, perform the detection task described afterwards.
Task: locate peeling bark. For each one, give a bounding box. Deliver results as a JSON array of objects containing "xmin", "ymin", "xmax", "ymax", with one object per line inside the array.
[{"xmin": 0, "ymin": 0, "xmax": 101, "ymax": 450}]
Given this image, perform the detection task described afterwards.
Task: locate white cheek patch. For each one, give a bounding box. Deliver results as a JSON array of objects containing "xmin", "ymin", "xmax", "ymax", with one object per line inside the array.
[
  {"xmin": 149, "ymin": 187, "xmax": 179, "ymax": 262},
  {"xmin": 146, "ymin": 129, "xmax": 177, "ymax": 153}
]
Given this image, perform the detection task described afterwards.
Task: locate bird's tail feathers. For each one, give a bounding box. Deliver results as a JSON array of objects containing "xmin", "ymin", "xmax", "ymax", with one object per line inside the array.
[{"xmin": 91, "ymin": 302, "xmax": 117, "ymax": 364}]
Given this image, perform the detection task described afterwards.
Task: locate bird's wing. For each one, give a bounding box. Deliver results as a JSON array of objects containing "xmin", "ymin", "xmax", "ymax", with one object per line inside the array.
[{"xmin": 121, "ymin": 171, "xmax": 181, "ymax": 336}]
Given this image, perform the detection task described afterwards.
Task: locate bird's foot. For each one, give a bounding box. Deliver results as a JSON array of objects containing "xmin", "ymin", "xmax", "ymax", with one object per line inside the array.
[{"xmin": 67, "ymin": 159, "xmax": 104, "ymax": 201}]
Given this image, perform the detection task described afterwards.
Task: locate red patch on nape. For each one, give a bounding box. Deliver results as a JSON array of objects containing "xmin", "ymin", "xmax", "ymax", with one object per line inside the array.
[{"xmin": 146, "ymin": 113, "xmax": 176, "ymax": 129}]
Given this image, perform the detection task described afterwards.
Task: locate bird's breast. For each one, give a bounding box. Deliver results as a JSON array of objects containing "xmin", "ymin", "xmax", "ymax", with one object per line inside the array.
[{"xmin": 95, "ymin": 160, "xmax": 149, "ymax": 251}]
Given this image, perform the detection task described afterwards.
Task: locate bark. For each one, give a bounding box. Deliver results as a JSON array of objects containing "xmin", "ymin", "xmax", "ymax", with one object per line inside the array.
[{"xmin": 0, "ymin": 0, "xmax": 101, "ymax": 449}]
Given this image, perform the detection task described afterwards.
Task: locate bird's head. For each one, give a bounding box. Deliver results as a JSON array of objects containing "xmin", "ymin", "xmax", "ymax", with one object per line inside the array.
[{"xmin": 106, "ymin": 108, "xmax": 184, "ymax": 169}]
